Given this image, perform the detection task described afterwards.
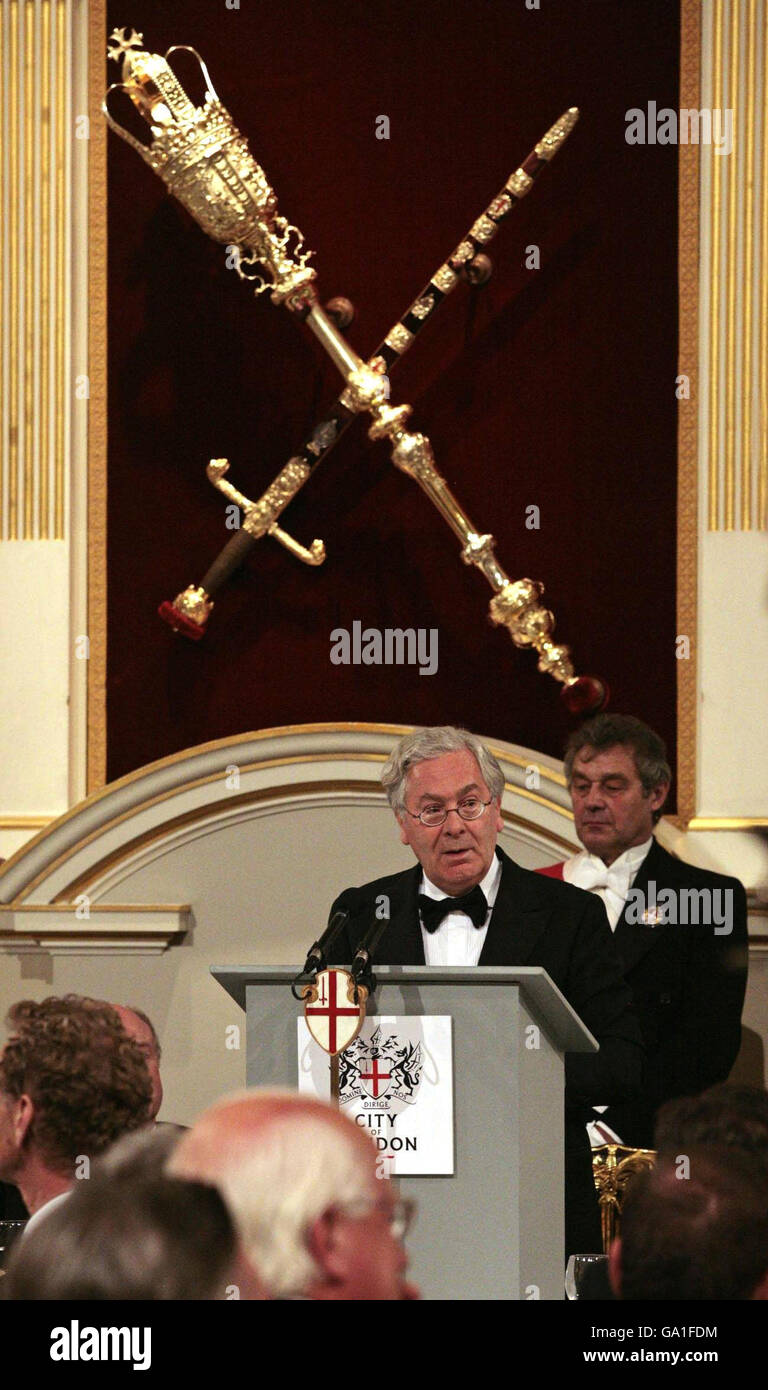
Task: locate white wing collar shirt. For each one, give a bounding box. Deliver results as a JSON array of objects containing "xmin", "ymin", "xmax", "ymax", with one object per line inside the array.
[
  {"xmin": 561, "ymin": 836, "xmax": 653, "ymax": 1146},
  {"xmin": 419, "ymin": 854, "xmax": 502, "ymax": 966},
  {"xmin": 561, "ymin": 837, "xmax": 654, "ymax": 930}
]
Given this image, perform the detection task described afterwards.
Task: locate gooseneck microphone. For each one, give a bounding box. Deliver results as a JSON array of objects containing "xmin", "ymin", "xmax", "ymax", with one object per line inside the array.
[
  {"xmin": 349, "ymin": 916, "xmax": 391, "ymax": 995},
  {"xmin": 291, "ymin": 908, "xmax": 351, "ymax": 998}
]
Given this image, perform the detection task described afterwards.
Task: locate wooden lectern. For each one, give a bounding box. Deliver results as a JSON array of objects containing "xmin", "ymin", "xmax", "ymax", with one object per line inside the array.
[{"xmin": 212, "ymin": 963, "xmax": 597, "ymax": 1301}]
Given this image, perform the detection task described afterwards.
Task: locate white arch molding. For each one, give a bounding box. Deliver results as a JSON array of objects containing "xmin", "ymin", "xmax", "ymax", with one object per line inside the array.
[{"xmin": 0, "ymin": 723, "xmax": 581, "ymax": 954}]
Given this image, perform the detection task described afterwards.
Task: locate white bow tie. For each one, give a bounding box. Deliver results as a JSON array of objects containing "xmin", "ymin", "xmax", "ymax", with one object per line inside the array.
[
  {"xmin": 570, "ymin": 857, "xmax": 631, "ymax": 896},
  {"xmin": 567, "ymin": 857, "xmax": 636, "ymax": 930}
]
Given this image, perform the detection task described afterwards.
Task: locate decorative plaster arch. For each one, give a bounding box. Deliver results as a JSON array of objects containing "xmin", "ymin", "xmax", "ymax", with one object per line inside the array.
[{"xmin": 0, "ymin": 724, "xmax": 579, "ymax": 952}]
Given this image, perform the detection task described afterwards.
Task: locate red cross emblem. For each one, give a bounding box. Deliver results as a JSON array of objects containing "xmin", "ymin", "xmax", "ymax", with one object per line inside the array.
[
  {"xmin": 304, "ymin": 968, "xmax": 364, "ymax": 1055},
  {"xmin": 359, "ymin": 1055, "xmax": 392, "ymax": 1099}
]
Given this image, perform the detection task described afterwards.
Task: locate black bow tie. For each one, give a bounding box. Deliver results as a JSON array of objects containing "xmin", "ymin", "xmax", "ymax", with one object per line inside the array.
[{"xmin": 418, "ymin": 885, "xmax": 489, "ymax": 933}]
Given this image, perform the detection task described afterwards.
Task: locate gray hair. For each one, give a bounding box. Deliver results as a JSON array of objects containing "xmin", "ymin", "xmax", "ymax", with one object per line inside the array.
[
  {"xmin": 563, "ymin": 713, "xmax": 671, "ymax": 824},
  {"xmin": 175, "ymin": 1091, "xmax": 376, "ymax": 1298},
  {"xmin": 382, "ymin": 726, "xmax": 505, "ymax": 813}
]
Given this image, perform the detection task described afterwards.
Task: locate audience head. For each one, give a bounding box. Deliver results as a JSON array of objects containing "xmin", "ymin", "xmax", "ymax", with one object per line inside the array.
[
  {"xmin": 0, "ymin": 995, "xmax": 152, "ymax": 1212},
  {"xmin": 169, "ymin": 1089, "xmax": 418, "ymax": 1300},
  {"xmin": 2, "ymin": 1127, "xmax": 241, "ymax": 1300},
  {"xmin": 609, "ymin": 1148, "xmax": 768, "ymax": 1300},
  {"xmin": 564, "ymin": 713, "xmax": 671, "ymax": 865},
  {"xmin": 111, "ymin": 1004, "xmax": 164, "ymax": 1121},
  {"xmin": 654, "ymin": 1083, "xmax": 768, "ymax": 1163},
  {"xmin": 381, "ymin": 726, "xmax": 504, "ymax": 895}
]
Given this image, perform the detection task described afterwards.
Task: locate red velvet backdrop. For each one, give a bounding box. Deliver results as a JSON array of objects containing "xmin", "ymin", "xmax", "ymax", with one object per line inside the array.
[{"xmin": 105, "ymin": 0, "xmax": 680, "ymax": 791}]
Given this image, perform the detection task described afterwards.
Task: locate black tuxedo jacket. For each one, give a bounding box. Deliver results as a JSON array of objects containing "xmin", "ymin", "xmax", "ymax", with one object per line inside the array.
[
  {"xmin": 329, "ymin": 847, "xmax": 644, "ymax": 1254},
  {"xmin": 598, "ymin": 839, "xmax": 748, "ymax": 1148}
]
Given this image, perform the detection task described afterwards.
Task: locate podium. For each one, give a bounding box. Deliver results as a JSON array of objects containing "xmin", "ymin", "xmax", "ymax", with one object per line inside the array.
[{"xmin": 212, "ymin": 963, "xmax": 597, "ymax": 1301}]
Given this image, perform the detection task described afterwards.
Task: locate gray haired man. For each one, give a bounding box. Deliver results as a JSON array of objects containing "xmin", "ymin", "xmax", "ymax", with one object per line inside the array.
[
  {"xmin": 169, "ymin": 1090, "xmax": 419, "ymax": 1300},
  {"xmin": 328, "ymin": 725, "xmax": 644, "ymax": 1256}
]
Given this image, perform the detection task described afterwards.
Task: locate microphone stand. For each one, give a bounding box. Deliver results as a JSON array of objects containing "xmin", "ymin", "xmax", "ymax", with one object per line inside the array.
[
  {"xmin": 349, "ymin": 918, "xmax": 391, "ymax": 1001},
  {"xmin": 291, "ymin": 909, "xmax": 350, "ymax": 999}
]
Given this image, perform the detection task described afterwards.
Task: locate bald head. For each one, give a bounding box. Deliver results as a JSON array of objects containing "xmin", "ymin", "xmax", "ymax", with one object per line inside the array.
[
  {"xmin": 170, "ymin": 1090, "xmax": 414, "ymax": 1300},
  {"xmin": 172, "ymin": 1089, "xmax": 371, "ymax": 1173},
  {"xmin": 112, "ymin": 1006, "xmax": 163, "ymax": 1122}
]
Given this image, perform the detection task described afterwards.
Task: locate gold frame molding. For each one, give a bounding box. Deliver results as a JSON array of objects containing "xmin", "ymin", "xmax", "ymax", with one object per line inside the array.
[
  {"xmin": 676, "ymin": 0, "xmax": 701, "ymax": 827},
  {"xmin": 88, "ymin": 0, "xmax": 107, "ymax": 792}
]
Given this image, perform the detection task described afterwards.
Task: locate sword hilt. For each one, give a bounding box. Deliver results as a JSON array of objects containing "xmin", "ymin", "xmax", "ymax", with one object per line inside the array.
[{"xmin": 207, "ymin": 458, "xmax": 325, "ymax": 566}]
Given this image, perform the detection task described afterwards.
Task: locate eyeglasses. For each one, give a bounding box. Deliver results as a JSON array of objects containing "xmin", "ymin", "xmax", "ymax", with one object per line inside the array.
[
  {"xmin": 336, "ymin": 1196, "xmax": 417, "ymax": 1241},
  {"xmin": 404, "ymin": 796, "xmax": 493, "ymax": 828}
]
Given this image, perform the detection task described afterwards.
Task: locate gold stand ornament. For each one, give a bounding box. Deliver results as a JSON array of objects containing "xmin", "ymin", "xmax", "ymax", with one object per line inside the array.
[
  {"xmin": 591, "ymin": 1144, "xmax": 657, "ymax": 1253},
  {"xmin": 106, "ymin": 30, "xmax": 606, "ymax": 711}
]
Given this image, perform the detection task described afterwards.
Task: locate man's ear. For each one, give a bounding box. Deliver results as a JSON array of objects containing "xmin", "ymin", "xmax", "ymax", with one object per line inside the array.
[
  {"xmin": 306, "ymin": 1210, "xmax": 347, "ymax": 1285},
  {"xmin": 14, "ymin": 1093, "xmax": 34, "ymax": 1148},
  {"xmin": 396, "ymin": 813, "xmax": 410, "ymax": 847},
  {"xmin": 494, "ymin": 799, "xmax": 504, "ymax": 834},
  {"xmin": 649, "ymin": 781, "xmax": 670, "ymax": 817},
  {"xmin": 607, "ymin": 1237, "xmax": 622, "ymax": 1298}
]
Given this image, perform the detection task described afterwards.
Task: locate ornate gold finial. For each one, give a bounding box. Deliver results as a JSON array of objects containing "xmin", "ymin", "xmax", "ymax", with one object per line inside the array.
[
  {"xmin": 535, "ymin": 106, "xmax": 580, "ymax": 161},
  {"xmin": 157, "ymin": 584, "xmax": 214, "ymax": 639},
  {"xmin": 102, "ymin": 30, "xmax": 316, "ymax": 306},
  {"xmin": 107, "ymin": 27, "xmax": 144, "ymax": 63}
]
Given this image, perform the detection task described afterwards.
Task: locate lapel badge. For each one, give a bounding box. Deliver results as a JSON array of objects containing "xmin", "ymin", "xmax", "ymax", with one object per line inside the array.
[{"xmin": 640, "ymin": 907, "xmax": 665, "ymax": 927}]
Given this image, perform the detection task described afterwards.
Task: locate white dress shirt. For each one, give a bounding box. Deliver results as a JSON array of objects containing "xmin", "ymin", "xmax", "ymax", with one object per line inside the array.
[
  {"xmin": 419, "ymin": 855, "xmax": 502, "ymax": 966},
  {"xmin": 561, "ymin": 837, "xmax": 653, "ymax": 1146},
  {"xmin": 562, "ymin": 837, "xmax": 654, "ymax": 930}
]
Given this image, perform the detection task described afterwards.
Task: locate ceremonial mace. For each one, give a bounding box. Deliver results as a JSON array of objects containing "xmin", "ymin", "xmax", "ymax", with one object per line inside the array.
[{"xmin": 104, "ymin": 29, "xmax": 606, "ymax": 713}]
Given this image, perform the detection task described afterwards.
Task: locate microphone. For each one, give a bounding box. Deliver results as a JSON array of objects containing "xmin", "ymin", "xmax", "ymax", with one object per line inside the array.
[
  {"xmin": 349, "ymin": 915, "xmax": 390, "ymax": 993},
  {"xmin": 291, "ymin": 906, "xmax": 352, "ymax": 998}
]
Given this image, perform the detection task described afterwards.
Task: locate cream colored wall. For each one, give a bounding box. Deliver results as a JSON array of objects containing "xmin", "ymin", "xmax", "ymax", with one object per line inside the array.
[
  {"xmin": 695, "ymin": 0, "xmax": 768, "ymax": 835},
  {"xmin": 0, "ymin": 794, "xmax": 558, "ymax": 1125},
  {"xmin": 2, "ymin": 798, "xmax": 765, "ymax": 1124},
  {"xmin": 0, "ymin": 0, "xmax": 90, "ymax": 859},
  {"xmin": 2, "ymin": 729, "xmax": 766, "ymax": 1126}
]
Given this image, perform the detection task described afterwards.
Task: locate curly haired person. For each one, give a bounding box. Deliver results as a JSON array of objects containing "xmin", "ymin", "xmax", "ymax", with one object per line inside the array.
[{"xmin": 0, "ymin": 994, "xmax": 152, "ymax": 1235}]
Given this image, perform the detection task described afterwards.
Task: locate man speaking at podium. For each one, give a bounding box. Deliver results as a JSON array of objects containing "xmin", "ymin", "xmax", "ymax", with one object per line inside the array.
[{"xmin": 328, "ymin": 726, "xmax": 644, "ymax": 1256}]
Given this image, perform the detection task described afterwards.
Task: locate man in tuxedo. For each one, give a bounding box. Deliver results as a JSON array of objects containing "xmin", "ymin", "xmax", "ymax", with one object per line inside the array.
[
  {"xmin": 328, "ymin": 725, "xmax": 645, "ymax": 1256},
  {"xmin": 538, "ymin": 713, "xmax": 748, "ymax": 1150}
]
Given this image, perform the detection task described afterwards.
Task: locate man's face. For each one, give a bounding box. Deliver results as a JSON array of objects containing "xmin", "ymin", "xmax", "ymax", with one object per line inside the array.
[
  {"xmin": 114, "ymin": 1008, "xmax": 163, "ymax": 1121},
  {"xmin": 397, "ymin": 749, "xmax": 503, "ymax": 895},
  {"xmin": 570, "ymin": 744, "xmax": 668, "ymax": 866},
  {"xmin": 0, "ymin": 1089, "xmax": 21, "ymax": 1181},
  {"xmin": 0, "ymin": 1048, "xmax": 30, "ymax": 1181},
  {"xmin": 327, "ymin": 1178, "xmax": 416, "ymax": 1300}
]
